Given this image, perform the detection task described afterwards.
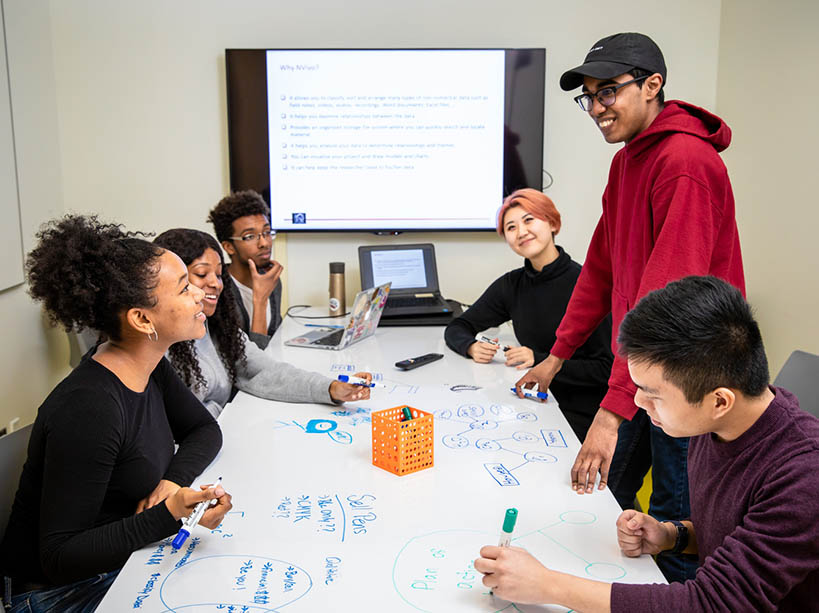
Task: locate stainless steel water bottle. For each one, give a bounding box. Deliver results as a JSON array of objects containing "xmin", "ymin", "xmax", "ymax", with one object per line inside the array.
[{"xmin": 329, "ymin": 262, "xmax": 345, "ymax": 316}]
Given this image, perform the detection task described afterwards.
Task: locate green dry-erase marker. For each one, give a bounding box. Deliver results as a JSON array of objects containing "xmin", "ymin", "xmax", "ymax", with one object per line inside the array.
[
  {"xmin": 498, "ymin": 508, "xmax": 518, "ymax": 547},
  {"xmin": 402, "ymin": 406, "xmax": 413, "ymax": 421}
]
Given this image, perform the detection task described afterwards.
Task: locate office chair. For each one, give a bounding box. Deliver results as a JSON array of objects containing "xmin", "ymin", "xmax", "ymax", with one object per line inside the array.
[
  {"xmin": 0, "ymin": 423, "xmax": 32, "ymax": 537},
  {"xmin": 773, "ymin": 350, "xmax": 819, "ymax": 418}
]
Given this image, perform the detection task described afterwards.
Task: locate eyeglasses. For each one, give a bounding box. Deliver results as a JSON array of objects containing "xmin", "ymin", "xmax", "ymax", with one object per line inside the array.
[
  {"xmin": 229, "ymin": 230, "xmax": 275, "ymax": 242},
  {"xmin": 573, "ymin": 76, "xmax": 649, "ymax": 112}
]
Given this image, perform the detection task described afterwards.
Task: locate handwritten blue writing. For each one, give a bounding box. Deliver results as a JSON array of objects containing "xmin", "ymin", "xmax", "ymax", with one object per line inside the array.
[
  {"xmin": 233, "ymin": 559, "xmax": 253, "ymax": 591},
  {"xmin": 283, "ymin": 565, "xmax": 299, "ymax": 592},
  {"xmin": 174, "ymin": 537, "xmax": 200, "ymax": 568},
  {"xmin": 275, "ymin": 496, "xmax": 292, "ymax": 519},
  {"xmin": 145, "ymin": 539, "xmax": 170, "ymax": 566},
  {"xmin": 324, "ymin": 556, "xmax": 341, "ymax": 585},
  {"xmin": 132, "ymin": 572, "xmax": 161, "ymax": 608},
  {"xmin": 254, "ymin": 561, "xmax": 273, "ymax": 605},
  {"xmin": 317, "ymin": 495, "xmax": 336, "ymax": 533},
  {"xmin": 294, "ymin": 495, "xmax": 311, "ymax": 522}
]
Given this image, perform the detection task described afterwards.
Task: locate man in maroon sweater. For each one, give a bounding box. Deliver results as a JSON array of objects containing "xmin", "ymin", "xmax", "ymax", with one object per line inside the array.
[
  {"xmin": 482, "ymin": 276, "xmax": 819, "ymax": 611},
  {"xmin": 515, "ymin": 33, "xmax": 744, "ymax": 581}
]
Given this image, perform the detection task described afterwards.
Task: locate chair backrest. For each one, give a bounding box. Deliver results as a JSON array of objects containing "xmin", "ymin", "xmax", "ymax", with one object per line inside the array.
[
  {"xmin": 773, "ymin": 350, "xmax": 819, "ymax": 418},
  {"xmin": 0, "ymin": 423, "xmax": 32, "ymax": 537}
]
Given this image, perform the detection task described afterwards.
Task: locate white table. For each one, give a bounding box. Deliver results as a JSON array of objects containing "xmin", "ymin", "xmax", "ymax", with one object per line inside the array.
[{"xmin": 99, "ymin": 315, "xmax": 664, "ymax": 612}]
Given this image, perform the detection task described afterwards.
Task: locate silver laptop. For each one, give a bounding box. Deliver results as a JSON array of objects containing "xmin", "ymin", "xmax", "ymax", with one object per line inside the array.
[
  {"xmin": 284, "ymin": 283, "xmax": 391, "ymax": 350},
  {"xmin": 358, "ymin": 243, "xmax": 451, "ymax": 317}
]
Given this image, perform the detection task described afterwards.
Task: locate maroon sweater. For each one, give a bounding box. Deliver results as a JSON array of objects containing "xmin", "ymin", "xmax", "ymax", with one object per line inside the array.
[
  {"xmin": 551, "ymin": 101, "xmax": 745, "ymax": 419},
  {"xmin": 611, "ymin": 387, "xmax": 819, "ymax": 611}
]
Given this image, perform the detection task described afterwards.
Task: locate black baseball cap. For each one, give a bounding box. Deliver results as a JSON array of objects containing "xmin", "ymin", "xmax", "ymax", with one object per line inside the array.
[{"xmin": 560, "ymin": 32, "xmax": 666, "ymax": 91}]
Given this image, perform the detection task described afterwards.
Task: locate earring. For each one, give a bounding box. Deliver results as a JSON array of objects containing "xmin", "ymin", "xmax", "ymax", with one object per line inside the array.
[{"xmin": 148, "ymin": 328, "xmax": 158, "ymax": 342}]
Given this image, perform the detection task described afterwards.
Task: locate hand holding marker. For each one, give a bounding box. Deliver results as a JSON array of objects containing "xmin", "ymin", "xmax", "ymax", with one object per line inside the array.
[
  {"xmin": 172, "ymin": 477, "xmax": 222, "ymax": 550},
  {"xmin": 511, "ymin": 384, "xmax": 549, "ymax": 401},
  {"xmin": 479, "ymin": 335, "xmax": 510, "ymax": 352},
  {"xmin": 490, "ymin": 508, "xmax": 518, "ymax": 595},
  {"xmin": 336, "ymin": 374, "xmax": 386, "ymax": 389}
]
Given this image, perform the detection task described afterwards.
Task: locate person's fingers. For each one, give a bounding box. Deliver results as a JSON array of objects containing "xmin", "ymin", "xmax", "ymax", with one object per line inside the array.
[
  {"xmin": 598, "ymin": 455, "xmax": 611, "ymax": 491},
  {"xmin": 479, "ymin": 545, "xmax": 501, "ymax": 559},
  {"xmin": 136, "ymin": 499, "xmax": 146, "ymax": 514},
  {"xmin": 248, "ymin": 258, "xmax": 257, "ymax": 275},
  {"xmin": 584, "ymin": 457, "xmax": 601, "ymax": 493}
]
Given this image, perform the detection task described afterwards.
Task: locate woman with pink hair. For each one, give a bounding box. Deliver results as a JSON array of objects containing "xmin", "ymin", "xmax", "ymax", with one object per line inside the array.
[{"xmin": 444, "ymin": 188, "xmax": 613, "ymax": 440}]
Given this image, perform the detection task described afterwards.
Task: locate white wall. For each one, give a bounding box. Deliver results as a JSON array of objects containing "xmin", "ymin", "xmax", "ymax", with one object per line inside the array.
[
  {"xmin": 45, "ymin": 0, "xmax": 721, "ymax": 306},
  {"xmin": 0, "ymin": 0, "xmax": 68, "ymax": 429},
  {"xmin": 2, "ymin": 0, "xmax": 725, "ymax": 426},
  {"xmin": 716, "ymin": 0, "xmax": 819, "ymax": 375}
]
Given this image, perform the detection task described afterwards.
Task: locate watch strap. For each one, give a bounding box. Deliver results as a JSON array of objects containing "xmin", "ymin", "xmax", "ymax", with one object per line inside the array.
[{"xmin": 665, "ymin": 519, "xmax": 689, "ymax": 554}]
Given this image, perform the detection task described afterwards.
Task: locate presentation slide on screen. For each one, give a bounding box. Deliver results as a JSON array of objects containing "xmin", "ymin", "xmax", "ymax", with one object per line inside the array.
[
  {"xmin": 370, "ymin": 249, "xmax": 427, "ymax": 290},
  {"xmin": 266, "ymin": 50, "xmax": 505, "ymax": 230}
]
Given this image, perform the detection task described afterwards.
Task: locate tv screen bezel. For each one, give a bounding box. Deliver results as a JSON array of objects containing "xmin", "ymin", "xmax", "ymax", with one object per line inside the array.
[{"xmin": 225, "ymin": 48, "xmax": 546, "ymax": 233}]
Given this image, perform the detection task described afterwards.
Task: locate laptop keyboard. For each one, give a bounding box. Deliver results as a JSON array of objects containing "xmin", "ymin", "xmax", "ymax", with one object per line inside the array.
[
  {"xmin": 388, "ymin": 296, "xmax": 443, "ymax": 308},
  {"xmin": 313, "ymin": 329, "xmax": 345, "ymax": 346}
]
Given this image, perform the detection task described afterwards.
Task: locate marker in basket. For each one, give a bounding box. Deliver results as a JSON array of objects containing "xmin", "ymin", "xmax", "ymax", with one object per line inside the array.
[
  {"xmin": 490, "ymin": 508, "xmax": 519, "ymax": 595},
  {"xmin": 511, "ymin": 386, "xmax": 549, "ymax": 401},
  {"xmin": 401, "ymin": 406, "xmax": 413, "ymax": 421},
  {"xmin": 478, "ymin": 335, "xmax": 510, "ymax": 352},
  {"xmin": 336, "ymin": 374, "xmax": 386, "ymax": 388},
  {"xmin": 172, "ymin": 477, "xmax": 222, "ymax": 550}
]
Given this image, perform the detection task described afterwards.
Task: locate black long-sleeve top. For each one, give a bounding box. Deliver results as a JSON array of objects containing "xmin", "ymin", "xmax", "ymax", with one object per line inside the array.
[
  {"xmin": 0, "ymin": 352, "xmax": 222, "ymax": 586},
  {"xmin": 445, "ymin": 247, "xmax": 613, "ymax": 429}
]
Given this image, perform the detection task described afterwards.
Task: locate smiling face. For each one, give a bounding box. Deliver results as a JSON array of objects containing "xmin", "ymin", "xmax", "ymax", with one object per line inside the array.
[
  {"xmin": 222, "ymin": 214, "xmax": 272, "ymax": 270},
  {"xmin": 628, "ymin": 358, "xmax": 714, "ymax": 438},
  {"xmin": 145, "ymin": 250, "xmax": 207, "ymax": 343},
  {"xmin": 187, "ymin": 247, "xmax": 224, "ymax": 318},
  {"xmin": 502, "ymin": 205, "xmax": 556, "ymax": 261},
  {"xmin": 582, "ymin": 73, "xmax": 661, "ymax": 144}
]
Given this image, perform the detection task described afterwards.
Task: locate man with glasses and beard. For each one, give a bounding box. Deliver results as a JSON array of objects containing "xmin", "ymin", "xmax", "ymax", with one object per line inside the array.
[{"xmin": 515, "ymin": 32, "xmax": 745, "ymax": 583}]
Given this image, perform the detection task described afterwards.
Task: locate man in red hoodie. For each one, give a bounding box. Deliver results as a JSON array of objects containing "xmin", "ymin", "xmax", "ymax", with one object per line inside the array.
[{"xmin": 515, "ymin": 32, "xmax": 744, "ymax": 582}]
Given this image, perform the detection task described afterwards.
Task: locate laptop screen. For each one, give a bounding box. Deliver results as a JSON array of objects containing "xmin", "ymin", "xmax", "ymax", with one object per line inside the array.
[
  {"xmin": 358, "ymin": 243, "xmax": 441, "ymax": 295},
  {"xmin": 371, "ymin": 249, "xmax": 427, "ymax": 290}
]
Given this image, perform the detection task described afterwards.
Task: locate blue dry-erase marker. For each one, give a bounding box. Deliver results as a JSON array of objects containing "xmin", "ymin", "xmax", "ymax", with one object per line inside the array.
[
  {"xmin": 172, "ymin": 477, "xmax": 222, "ymax": 550},
  {"xmin": 511, "ymin": 387, "xmax": 549, "ymax": 401},
  {"xmin": 337, "ymin": 374, "xmax": 385, "ymax": 388},
  {"xmin": 305, "ymin": 323, "xmax": 344, "ymax": 329}
]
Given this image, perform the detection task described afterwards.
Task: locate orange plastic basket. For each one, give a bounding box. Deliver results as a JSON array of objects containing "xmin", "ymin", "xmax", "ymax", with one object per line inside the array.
[{"xmin": 371, "ymin": 405, "xmax": 434, "ymax": 476}]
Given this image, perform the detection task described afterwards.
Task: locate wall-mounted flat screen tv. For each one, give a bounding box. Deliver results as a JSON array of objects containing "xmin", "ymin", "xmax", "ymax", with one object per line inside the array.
[{"xmin": 226, "ymin": 48, "xmax": 545, "ymax": 232}]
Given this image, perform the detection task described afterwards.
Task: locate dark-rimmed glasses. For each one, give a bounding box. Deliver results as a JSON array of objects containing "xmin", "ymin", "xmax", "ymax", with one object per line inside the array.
[
  {"xmin": 229, "ymin": 230, "xmax": 275, "ymax": 242},
  {"xmin": 573, "ymin": 76, "xmax": 649, "ymax": 112}
]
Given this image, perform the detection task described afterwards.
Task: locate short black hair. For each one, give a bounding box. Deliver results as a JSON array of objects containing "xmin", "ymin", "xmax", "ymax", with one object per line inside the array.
[
  {"xmin": 207, "ymin": 190, "xmax": 269, "ymax": 244},
  {"xmin": 628, "ymin": 67, "xmax": 665, "ymax": 105},
  {"xmin": 26, "ymin": 215, "xmax": 163, "ymax": 342},
  {"xmin": 618, "ymin": 276, "xmax": 769, "ymax": 403}
]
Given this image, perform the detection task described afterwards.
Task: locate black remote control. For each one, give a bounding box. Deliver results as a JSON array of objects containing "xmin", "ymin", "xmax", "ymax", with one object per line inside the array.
[{"xmin": 395, "ymin": 353, "xmax": 444, "ymax": 370}]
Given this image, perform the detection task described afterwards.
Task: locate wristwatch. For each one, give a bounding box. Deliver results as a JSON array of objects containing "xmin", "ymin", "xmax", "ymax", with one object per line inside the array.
[{"xmin": 665, "ymin": 520, "xmax": 689, "ymax": 554}]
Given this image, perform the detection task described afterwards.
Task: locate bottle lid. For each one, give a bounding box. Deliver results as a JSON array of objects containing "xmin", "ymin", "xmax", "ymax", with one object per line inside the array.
[{"xmin": 330, "ymin": 262, "xmax": 345, "ymax": 273}]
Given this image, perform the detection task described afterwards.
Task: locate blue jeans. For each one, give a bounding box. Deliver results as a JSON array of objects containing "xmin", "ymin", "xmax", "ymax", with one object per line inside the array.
[
  {"xmin": 607, "ymin": 409, "xmax": 698, "ymax": 583},
  {"xmin": 3, "ymin": 570, "xmax": 118, "ymax": 613}
]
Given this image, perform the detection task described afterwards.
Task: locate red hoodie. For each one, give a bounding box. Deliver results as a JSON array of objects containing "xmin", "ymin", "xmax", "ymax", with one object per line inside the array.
[{"xmin": 551, "ymin": 100, "xmax": 745, "ymax": 420}]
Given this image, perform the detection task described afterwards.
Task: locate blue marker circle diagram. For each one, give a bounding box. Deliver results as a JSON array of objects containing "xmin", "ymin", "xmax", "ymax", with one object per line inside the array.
[{"xmin": 157, "ymin": 554, "xmax": 312, "ymax": 612}]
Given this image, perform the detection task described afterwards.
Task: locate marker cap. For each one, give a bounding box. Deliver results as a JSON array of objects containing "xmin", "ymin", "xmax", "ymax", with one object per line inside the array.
[
  {"xmin": 337, "ymin": 375, "xmax": 351, "ymax": 383},
  {"xmin": 172, "ymin": 527, "xmax": 190, "ymax": 550},
  {"xmin": 503, "ymin": 508, "xmax": 518, "ymax": 533}
]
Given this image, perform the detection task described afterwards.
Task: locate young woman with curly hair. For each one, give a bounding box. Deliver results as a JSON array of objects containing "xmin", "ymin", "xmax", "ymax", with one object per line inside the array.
[
  {"xmin": 153, "ymin": 229, "xmax": 371, "ymax": 418},
  {"xmin": 0, "ymin": 216, "xmax": 232, "ymax": 613}
]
